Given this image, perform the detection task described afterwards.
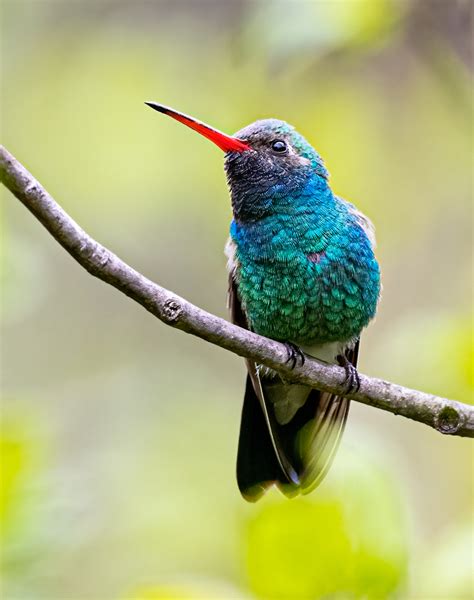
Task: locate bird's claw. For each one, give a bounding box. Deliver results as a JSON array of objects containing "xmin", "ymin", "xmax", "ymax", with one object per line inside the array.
[
  {"xmin": 337, "ymin": 355, "xmax": 361, "ymax": 394},
  {"xmin": 284, "ymin": 342, "xmax": 305, "ymax": 370}
]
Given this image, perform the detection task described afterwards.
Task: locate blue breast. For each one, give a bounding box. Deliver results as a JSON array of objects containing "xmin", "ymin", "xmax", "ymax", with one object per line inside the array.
[{"xmin": 230, "ymin": 189, "xmax": 380, "ymax": 345}]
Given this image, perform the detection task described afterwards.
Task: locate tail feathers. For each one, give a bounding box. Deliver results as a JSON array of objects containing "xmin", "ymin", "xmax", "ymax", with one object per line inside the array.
[
  {"xmin": 237, "ymin": 376, "xmax": 292, "ymax": 501},
  {"xmin": 236, "ymin": 360, "xmax": 354, "ymax": 501},
  {"xmin": 237, "ymin": 375, "xmax": 320, "ymax": 501}
]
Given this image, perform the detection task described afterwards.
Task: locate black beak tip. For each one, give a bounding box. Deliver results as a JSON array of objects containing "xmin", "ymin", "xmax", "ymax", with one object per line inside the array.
[{"xmin": 145, "ymin": 101, "xmax": 167, "ymax": 114}]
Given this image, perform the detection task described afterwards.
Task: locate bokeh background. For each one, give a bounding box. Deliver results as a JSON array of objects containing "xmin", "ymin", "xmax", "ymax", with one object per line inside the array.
[{"xmin": 1, "ymin": 1, "xmax": 473, "ymax": 598}]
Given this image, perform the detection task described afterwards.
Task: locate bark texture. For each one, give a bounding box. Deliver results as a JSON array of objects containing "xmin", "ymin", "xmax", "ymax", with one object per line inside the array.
[{"xmin": 1, "ymin": 145, "xmax": 472, "ymax": 438}]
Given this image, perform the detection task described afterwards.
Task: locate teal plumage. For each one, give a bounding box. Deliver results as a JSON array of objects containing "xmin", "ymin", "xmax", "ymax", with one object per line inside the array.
[
  {"xmin": 229, "ymin": 192, "xmax": 379, "ymax": 346},
  {"xmin": 145, "ymin": 103, "xmax": 381, "ymax": 501},
  {"xmin": 224, "ymin": 119, "xmax": 381, "ymax": 500}
]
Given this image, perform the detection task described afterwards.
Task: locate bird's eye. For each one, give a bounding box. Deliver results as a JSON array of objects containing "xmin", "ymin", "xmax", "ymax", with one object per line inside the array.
[{"xmin": 271, "ymin": 139, "xmax": 287, "ymax": 153}]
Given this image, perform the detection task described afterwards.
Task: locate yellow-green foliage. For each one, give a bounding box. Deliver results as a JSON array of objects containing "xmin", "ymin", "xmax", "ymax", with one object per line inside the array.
[{"xmin": 1, "ymin": 1, "xmax": 472, "ymax": 598}]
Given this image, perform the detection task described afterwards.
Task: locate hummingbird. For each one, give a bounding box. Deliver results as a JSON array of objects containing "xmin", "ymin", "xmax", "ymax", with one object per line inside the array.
[{"xmin": 145, "ymin": 102, "xmax": 381, "ymax": 501}]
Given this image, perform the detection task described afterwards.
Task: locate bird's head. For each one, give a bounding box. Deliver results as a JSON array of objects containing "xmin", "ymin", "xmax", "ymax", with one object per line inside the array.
[{"xmin": 145, "ymin": 103, "xmax": 329, "ymax": 221}]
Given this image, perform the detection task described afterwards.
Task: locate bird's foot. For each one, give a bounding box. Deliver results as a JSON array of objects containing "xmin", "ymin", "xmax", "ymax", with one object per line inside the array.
[
  {"xmin": 284, "ymin": 342, "xmax": 305, "ymax": 370},
  {"xmin": 337, "ymin": 354, "xmax": 361, "ymax": 394}
]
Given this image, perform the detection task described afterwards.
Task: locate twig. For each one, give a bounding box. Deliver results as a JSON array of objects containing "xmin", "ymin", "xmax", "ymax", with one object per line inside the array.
[{"xmin": 1, "ymin": 145, "xmax": 473, "ymax": 438}]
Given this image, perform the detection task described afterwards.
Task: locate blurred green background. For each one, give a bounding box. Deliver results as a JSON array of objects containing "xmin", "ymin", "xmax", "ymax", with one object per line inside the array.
[{"xmin": 1, "ymin": 1, "xmax": 473, "ymax": 598}]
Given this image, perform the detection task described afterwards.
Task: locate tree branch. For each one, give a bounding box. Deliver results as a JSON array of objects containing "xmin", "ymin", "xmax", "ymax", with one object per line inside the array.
[{"xmin": 1, "ymin": 144, "xmax": 473, "ymax": 438}]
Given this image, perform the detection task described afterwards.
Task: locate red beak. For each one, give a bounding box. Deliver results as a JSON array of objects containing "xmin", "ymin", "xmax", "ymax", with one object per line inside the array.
[{"xmin": 145, "ymin": 102, "xmax": 250, "ymax": 153}]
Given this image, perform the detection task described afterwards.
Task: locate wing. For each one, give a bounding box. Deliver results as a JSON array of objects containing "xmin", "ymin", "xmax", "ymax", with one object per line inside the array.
[
  {"xmin": 227, "ymin": 238, "xmax": 356, "ymax": 499},
  {"xmin": 298, "ymin": 341, "xmax": 358, "ymax": 494},
  {"xmin": 336, "ymin": 196, "xmax": 377, "ymax": 249},
  {"xmin": 228, "ymin": 271, "xmax": 300, "ymax": 498},
  {"xmin": 237, "ymin": 372, "xmax": 301, "ymax": 501}
]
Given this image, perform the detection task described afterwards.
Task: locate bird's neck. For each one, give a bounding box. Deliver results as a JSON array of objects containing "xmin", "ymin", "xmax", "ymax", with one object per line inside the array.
[{"xmin": 231, "ymin": 173, "xmax": 333, "ymax": 224}]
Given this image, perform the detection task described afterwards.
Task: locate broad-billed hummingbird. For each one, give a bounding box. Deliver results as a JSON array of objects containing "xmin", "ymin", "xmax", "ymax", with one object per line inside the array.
[{"xmin": 146, "ymin": 102, "xmax": 381, "ymax": 502}]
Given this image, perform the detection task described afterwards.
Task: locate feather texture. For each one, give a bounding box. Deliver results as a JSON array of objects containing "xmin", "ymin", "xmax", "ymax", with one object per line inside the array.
[
  {"xmin": 230, "ymin": 275, "xmax": 357, "ymax": 499},
  {"xmin": 223, "ymin": 118, "xmax": 380, "ymax": 500}
]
